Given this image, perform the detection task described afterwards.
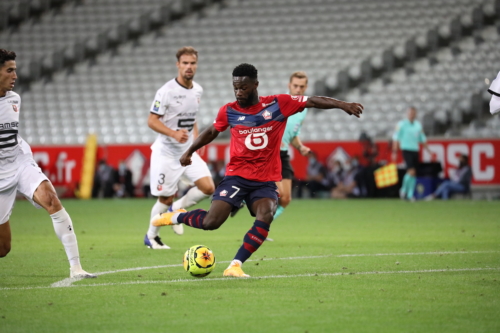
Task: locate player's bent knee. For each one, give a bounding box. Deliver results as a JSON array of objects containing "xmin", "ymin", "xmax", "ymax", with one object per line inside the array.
[
  {"xmin": 201, "ymin": 185, "xmax": 215, "ymax": 196},
  {"xmin": 281, "ymin": 196, "xmax": 291, "ymax": 207},
  {"xmin": 257, "ymin": 211, "xmax": 274, "ymax": 224},
  {"xmin": 158, "ymin": 196, "xmax": 173, "ymax": 206}
]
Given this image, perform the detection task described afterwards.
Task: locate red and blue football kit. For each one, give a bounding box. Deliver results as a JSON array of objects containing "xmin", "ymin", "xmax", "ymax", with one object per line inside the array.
[
  {"xmin": 177, "ymin": 94, "xmax": 307, "ymax": 265},
  {"xmin": 213, "ymin": 94, "xmax": 308, "ymax": 182}
]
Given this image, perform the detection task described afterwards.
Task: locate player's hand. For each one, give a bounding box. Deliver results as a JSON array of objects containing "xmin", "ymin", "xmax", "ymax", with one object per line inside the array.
[
  {"xmin": 179, "ymin": 152, "xmax": 193, "ymax": 167},
  {"xmin": 173, "ymin": 129, "xmax": 189, "ymax": 143},
  {"xmin": 342, "ymin": 102, "xmax": 364, "ymax": 118},
  {"xmin": 299, "ymin": 145, "xmax": 311, "ymax": 156}
]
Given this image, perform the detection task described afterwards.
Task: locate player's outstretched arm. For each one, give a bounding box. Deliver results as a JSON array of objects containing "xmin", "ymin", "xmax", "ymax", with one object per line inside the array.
[
  {"xmin": 305, "ymin": 96, "xmax": 364, "ymax": 118},
  {"xmin": 180, "ymin": 125, "xmax": 220, "ymax": 166}
]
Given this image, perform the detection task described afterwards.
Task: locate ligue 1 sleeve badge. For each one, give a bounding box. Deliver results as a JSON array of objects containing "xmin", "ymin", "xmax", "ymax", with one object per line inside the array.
[{"xmin": 12, "ymin": 105, "xmax": 18, "ymax": 112}]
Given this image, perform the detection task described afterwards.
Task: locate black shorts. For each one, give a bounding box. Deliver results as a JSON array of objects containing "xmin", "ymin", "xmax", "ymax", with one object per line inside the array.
[
  {"xmin": 402, "ymin": 150, "xmax": 419, "ymax": 169},
  {"xmin": 212, "ymin": 176, "xmax": 279, "ymax": 217},
  {"xmin": 280, "ymin": 151, "xmax": 294, "ymax": 180}
]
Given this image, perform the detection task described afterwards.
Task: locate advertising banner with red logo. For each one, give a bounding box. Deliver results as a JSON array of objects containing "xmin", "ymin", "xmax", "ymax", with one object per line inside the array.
[{"xmin": 30, "ymin": 138, "xmax": 500, "ymax": 197}]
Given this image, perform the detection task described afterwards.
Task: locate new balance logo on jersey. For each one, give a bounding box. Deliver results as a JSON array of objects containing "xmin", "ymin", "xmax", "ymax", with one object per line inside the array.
[{"xmin": 238, "ymin": 116, "xmax": 245, "ymax": 121}]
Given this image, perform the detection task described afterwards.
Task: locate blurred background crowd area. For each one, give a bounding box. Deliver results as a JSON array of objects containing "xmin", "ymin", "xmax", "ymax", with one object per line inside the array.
[{"xmin": 2, "ymin": 0, "xmax": 499, "ymax": 200}]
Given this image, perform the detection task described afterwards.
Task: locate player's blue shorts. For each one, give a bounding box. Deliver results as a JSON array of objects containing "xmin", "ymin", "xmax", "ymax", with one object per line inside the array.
[{"xmin": 212, "ymin": 176, "xmax": 278, "ymax": 217}]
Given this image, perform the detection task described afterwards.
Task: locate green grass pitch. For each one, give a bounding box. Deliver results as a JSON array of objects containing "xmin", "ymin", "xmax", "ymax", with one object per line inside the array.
[{"xmin": 1, "ymin": 198, "xmax": 499, "ymax": 333}]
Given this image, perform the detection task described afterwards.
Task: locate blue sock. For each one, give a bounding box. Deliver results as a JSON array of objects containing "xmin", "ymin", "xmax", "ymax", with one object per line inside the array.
[
  {"xmin": 273, "ymin": 205, "xmax": 285, "ymax": 220},
  {"xmin": 234, "ymin": 220, "xmax": 270, "ymax": 264},
  {"xmin": 406, "ymin": 176, "xmax": 417, "ymax": 199},
  {"xmin": 177, "ymin": 209, "xmax": 207, "ymax": 229}
]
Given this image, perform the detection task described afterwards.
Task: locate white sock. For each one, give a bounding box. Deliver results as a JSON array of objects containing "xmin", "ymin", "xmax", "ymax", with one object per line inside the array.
[
  {"xmin": 51, "ymin": 208, "xmax": 80, "ymax": 267},
  {"xmin": 171, "ymin": 187, "xmax": 209, "ymax": 211},
  {"xmin": 228, "ymin": 259, "xmax": 243, "ymax": 268},
  {"xmin": 147, "ymin": 200, "xmax": 169, "ymax": 239}
]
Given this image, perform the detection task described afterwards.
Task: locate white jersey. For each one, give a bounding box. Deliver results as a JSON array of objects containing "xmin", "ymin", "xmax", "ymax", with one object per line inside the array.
[
  {"xmin": 0, "ymin": 91, "xmax": 32, "ymax": 179},
  {"xmin": 149, "ymin": 78, "xmax": 203, "ymax": 158}
]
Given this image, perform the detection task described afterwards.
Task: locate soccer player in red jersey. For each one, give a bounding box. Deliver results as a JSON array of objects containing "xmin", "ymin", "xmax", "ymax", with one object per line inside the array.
[{"xmin": 152, "ymin": 63, "xmax": 364, "ymax": 277}]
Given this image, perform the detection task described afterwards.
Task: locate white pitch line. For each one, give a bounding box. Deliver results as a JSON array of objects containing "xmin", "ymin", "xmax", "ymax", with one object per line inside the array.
[
  {"xmin": 49, "ymin": 251, "xmax": 498, "ymax": 288},
  {"xmin": 2, "ymin": 267, "xmax": 498, "ymax": 291},
  {"xmin": 1, "ymin": 251, "xmax": 497, "ymax": 290},
  {"xmin": 49, "ymin": 255, "xmax": 332, "ymax": 288}
]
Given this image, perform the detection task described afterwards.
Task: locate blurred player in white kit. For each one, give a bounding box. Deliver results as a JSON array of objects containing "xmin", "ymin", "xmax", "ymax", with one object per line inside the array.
[
  {"xmin": 0, "ymin": 49, "xmax": 95, "ymax": 278},
  {"xmin": 144, "ymin": 46, "xmax": 214, "ymax": 249},
  {"xmin": 488, "ymin": 71, "xmax": 500, "ymax": 115}
]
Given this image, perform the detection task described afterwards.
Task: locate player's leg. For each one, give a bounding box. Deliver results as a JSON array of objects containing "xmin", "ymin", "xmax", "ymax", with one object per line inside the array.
[
  {"xmin": 152, "ymin": 176, "xmax": 241, "ymax": 230},
  {"xmin": 0, "ymin": 177, "xmax": 17, "ymax": 258},
  {"xmin": 406, "ymin": 167, "xmax": 417, "ymax": 201},
  {"xmin": 224, "ymin": 197, "xmax": 276, "ymax": 278},
  {"xmin": 166, "ymin": 154, "xmax": 214, "ymax": 235},
  {"xmin": 145, "ymin": 194, "xmax": 175, "ymax": 248},
  {"xmin": 175, "ymin": 199, "xmax": 233, "ymax": 230},
  {"xmin": 0, "ymin": 222, "xmax": 12, "ymax": 258},
  {"xmin": 170, "ymin": 153, "xmax": 215, "ymax": 212},
  {"xmin": 146, "ymin": 152, "xmax": 183, "ymax": 248},
  {"xmin": 31, "ymin": 180, "xmax": 95, "ymax": 278},
  {"xmin": 401, "ymin": 150, "xmax": 418, "ymax": 200},
  {"xmin": 224, "ymin": 180, "xmax": 279, "ymax": 277}
]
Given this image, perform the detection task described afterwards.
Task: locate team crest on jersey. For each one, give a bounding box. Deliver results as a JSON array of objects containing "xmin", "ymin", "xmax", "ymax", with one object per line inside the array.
[
  {"xmin": 220, "ymin": 190, "xmax": 228, "ymax": 197},
  {"xmin": 12, "ymin": 105, "xmax": 18, "ymax": 112},
  {"xmin": 262, "ymin": 110, "xmax": 272, "ymax": 120},
  {"xmin": 153, "ymin": 100, "xmax": 161, "ymax": 112},
  {"xmin": 238, "ymin": 116, "xmax": 245, "ymax": 121}
]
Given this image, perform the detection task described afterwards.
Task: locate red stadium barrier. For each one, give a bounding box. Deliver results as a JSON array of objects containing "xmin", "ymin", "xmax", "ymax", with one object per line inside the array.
[{"xmin": 30, "ymin": 138, "xmax": 500, "ymax": 197}]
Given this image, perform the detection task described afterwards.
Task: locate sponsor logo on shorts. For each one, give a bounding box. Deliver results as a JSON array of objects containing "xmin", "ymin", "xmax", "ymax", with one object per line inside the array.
[
  {"xmin": 262, "ymin": 110, "xmax": 272, "ymax": 120},
  {"xmin": 220, "ymin": 190, "xmax": 228, "ymax": 197},
  {"xmin": 153, "ymin": 100, "xmax": 161, "ymax": 112}
]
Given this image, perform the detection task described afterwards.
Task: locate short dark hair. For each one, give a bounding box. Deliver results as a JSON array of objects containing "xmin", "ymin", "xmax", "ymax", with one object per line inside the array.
[
  {"xmin": 0, "ymin": 49, "xmax": 16, "ymax": 67},
  {"xmin": 176, "ymin": 46, "xmax": 198, "ymax": 61},
  {"xmin": 232, "ymin": 63, "xmax": 258, "ymax": 79}
]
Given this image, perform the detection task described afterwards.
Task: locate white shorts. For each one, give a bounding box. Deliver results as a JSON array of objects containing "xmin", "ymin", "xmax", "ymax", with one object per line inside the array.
[
  {"xmin": 150, "ymin": 151, "xmax": 211, "ymax": 197},
  {"xmin": 0, "ymin": 157, "xmax": 48, "ymax": 224}
]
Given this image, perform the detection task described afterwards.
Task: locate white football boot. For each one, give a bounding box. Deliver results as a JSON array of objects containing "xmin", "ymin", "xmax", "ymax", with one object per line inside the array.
[{"xmin": 70, "ymin": 265, "xmax": 97, "ymax": 278}]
